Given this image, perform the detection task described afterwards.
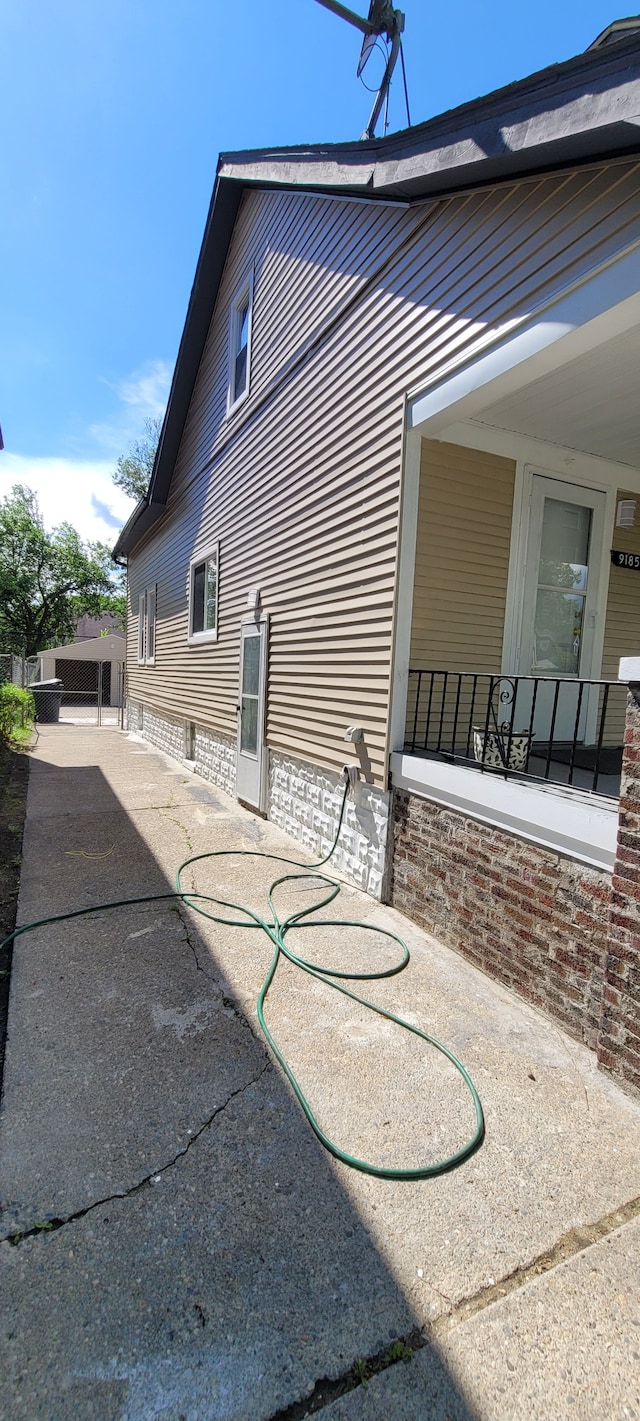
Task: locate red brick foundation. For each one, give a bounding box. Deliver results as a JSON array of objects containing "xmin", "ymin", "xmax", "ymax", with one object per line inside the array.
[
  {"xmin": 598, "ymin": 687, "xmax": 640, "ymax": 1096},
  {"xmin": 390, "ymin": 792, "xmax": 610, "ymax": 1048},
  {"xmin": 391, "ymin": 688, "xmax": 640, "ymax": 1100}
]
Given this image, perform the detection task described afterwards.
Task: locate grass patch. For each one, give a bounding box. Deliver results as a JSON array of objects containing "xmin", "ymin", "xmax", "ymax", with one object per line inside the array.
[{"xmin": 0, "ymin": 684, "xmax": 35, "ymax": 749}]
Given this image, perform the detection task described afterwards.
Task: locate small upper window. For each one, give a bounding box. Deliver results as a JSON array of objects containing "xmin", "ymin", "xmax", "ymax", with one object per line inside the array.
[
  {"xmin": 189, "ymin": 544, "xmax": 218, "ymax": 643},
  {"xmin": 228, "ymin": 279, "xmax": 252, "ymax": 411}
]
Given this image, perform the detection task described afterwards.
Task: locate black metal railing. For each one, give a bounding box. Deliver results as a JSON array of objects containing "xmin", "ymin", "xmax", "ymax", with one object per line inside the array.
[{"xmin": 405, "ymin": 670, "xmax": 628, "ymax": 798}]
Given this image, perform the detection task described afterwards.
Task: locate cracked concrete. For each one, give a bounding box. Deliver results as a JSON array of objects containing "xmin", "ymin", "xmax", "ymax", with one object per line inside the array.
[
  {"xmin": 1, "ymin": 726, "xmax": 639, "ymax": 1419},
  {"xmin": 171, "ymin": 901, "xmax": 206, "ymax": 976},
  {"xmin": 3, "ymin": 1061, "xmax": 271, "ymax": 1247}
]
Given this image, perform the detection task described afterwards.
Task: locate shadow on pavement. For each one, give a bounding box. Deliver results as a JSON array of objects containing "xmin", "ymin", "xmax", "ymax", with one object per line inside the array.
[{"xmin": 0, "ymin": 750, "xmax": 477, "ymax": 1420}]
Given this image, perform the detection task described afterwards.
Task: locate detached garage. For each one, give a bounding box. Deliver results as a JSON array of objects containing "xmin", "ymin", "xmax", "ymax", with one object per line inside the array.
[{"xmin": 38, "ymin": 634, "xmax": 125, "ymax": 722}]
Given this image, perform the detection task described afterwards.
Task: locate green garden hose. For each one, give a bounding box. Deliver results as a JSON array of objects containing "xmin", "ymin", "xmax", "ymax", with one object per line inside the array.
[{"xmin": 1, "ymin": 777, "xmax": 484, "ymax": 1179}]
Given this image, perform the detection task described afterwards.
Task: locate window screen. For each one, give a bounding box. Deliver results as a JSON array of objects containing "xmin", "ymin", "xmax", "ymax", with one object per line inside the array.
[{"xmin": 190, "ymin": 549, "xmax": 218, "ymax": 637}]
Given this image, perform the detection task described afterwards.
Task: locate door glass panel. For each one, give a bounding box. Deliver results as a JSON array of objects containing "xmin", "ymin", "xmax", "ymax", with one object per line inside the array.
[
  {"xmin": 532, "ymin": 499, "xmax": 592, "ymax": 676},
  {"xmin": 538, "ymin": 499, "xmax": 590, "ymax": 590},
  {"xmin": 240, "ymin": 696, "xmax": 258, "ymax": 755},
  {"xmin": 242, "ymin": 633, "xmax": 260, "ymax": 697},
  {"xmin": 240, "ymin": 631, "xmax": 260, "ymax": 756}
]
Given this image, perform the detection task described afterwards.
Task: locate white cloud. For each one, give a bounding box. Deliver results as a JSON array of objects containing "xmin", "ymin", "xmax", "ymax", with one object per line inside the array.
[
  {"xmin": 90, "ymin": 358, "xmax": 172, "ymax": 456},
  {"xmin": 113, "ymin": 359, "xmax": 171, "ymax": 416},
  {"xmin": 0, "ymin": 452, "xmax": 137, "ymax": 544},
  {"xmin": 1, "ymin": 357, "xmax": 172, "ymax": 544}
]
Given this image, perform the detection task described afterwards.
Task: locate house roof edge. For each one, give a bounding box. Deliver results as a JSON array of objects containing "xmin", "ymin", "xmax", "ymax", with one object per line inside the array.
[{"xmin": 119, "ymin": 31, "xmax": 640, "ymax": 559}]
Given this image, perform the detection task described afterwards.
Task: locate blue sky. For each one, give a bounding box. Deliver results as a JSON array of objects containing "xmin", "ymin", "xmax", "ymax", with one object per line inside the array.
[{"xmin": 0, "ymin": 0, "xmax": 622, "ymax": 540}]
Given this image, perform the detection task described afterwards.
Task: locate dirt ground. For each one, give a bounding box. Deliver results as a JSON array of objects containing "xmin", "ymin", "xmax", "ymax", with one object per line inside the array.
[{"xmin": 0, "ymin": 746, "xmax": 29, "ymax": 1092}]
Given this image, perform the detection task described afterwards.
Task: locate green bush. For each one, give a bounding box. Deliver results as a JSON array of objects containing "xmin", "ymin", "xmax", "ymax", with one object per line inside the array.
[{"xmin": 0, "ymin": 684, "xmax": 35, "ymax": 746}]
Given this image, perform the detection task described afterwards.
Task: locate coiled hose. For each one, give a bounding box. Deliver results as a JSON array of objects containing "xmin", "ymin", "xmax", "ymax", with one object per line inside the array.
[{"xmin": 1, "ymin": 778, "xmax": 484, "ymax": 1179}]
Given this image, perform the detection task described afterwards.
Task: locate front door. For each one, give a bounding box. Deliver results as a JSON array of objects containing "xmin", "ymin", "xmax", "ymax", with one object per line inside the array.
[
  {"xmin": 236, "ymin": 617, "xmax": 268, "ymax": 810},
  {"xmin": 517, "ymin": 475, "xmax": 605, "ymax": 741}
]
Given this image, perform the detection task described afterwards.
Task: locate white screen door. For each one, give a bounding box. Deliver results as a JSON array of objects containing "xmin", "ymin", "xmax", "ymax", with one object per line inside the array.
[
  {"xmin": 517, "ymin": 475, "xmax": 605, "ymax": 741},
  {"xmin": 236, "ymin": 618, "xmax": 268, "ymax": 809}
]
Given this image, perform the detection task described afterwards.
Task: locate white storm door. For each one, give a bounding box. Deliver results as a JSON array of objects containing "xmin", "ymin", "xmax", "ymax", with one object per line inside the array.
[
  {"xmin": 236, "ymin": 618, "xmax": 268, "ymax": 809},
  {"xmin": 517, "ymin": 476, "xmax": 605, "ymax": 742}
]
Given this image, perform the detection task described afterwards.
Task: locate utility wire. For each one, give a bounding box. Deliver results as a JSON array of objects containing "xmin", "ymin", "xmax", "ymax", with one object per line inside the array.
[{"xmin": 400, "ymin": 35, "xmax": 411, "ymax": 128}]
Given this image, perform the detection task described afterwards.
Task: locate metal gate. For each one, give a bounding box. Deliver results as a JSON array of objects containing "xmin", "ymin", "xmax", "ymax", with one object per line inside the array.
[
  {"xmin": 1, "ymin": 655, "xmax": 125, "ymax": 727},
  {"xmin": 56, "ymin": 660, "xmax": 125, "ymax": 727}
]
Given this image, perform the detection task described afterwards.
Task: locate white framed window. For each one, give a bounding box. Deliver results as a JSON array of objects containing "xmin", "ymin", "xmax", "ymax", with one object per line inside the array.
[
  {"xmin": 188, "ymin": 543, "xmax": 219, "ymax": 644},
  {"xmin": 227, "ymin": 274, "xmax": 253, "ymax": 412},
  {"xmin": 137, "ymin": 585, "xmax": 157, "ymax": 665}
]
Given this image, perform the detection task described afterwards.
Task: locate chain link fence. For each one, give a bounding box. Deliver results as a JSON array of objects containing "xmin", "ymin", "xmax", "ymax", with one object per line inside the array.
[
  {"xmin": 0, "ymin": 654, "xmax": 125, "ymax": 727},
  {"xmin": 0, "ymin": 655, "xmax": 41, "ymax": 688}
]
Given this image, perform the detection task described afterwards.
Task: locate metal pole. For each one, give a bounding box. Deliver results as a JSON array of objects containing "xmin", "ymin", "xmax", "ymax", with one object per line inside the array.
[
  {"xmin": 314, "ymin": 0, "xmax": 406, "ymax": 141},
  {"xmin": 313, "ymin": 0, "xmax": 377, "ymax": 36},
  {"xmin": 362, "ymin": 28, "xmax": 401, "ymax": 137}
]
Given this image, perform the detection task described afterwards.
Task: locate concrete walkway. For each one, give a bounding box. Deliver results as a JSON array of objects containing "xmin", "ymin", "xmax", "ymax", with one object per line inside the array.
[{"xmin": 1, "ymin": 725, "xmax": 639, "ymax": 1420}]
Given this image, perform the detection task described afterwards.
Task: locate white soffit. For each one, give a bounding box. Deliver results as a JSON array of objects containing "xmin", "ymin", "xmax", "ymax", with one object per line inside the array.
[
  {"xmin": 407, "ymin": 246, "xmax": 640, "ymax": 442},
  {"xmin": 472, "ymin": 324, "xmax": 640, "ymax": 467}
]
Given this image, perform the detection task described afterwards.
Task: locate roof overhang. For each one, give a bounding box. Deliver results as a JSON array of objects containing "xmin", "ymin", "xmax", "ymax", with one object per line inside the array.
[
  {"xmin": 40, "ymin": 633, "xmax": 126, "ymax": 661},
  {"xmin": 113, "ymin": 29, "xmax": 640, "ymax": 561},
  {"xmin": 407, "ymin": 242, "xmax": 640, "ymax": 440}
]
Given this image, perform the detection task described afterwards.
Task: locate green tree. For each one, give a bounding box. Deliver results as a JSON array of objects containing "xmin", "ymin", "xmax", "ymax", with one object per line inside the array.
[
  {"xmin": 91, "ymin": 542, "xmax": 127, "ymax": 628},
  {"xmin": 112, "ymin": 414, "xmax": 161, "ymax": 502},
  {"xmin": 0, "ymin": 486, "xmax": 123, "ymax": 657}
]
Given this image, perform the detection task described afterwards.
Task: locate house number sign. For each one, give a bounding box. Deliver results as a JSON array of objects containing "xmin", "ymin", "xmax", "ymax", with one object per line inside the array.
[{"xmin": 611, "ymin": 549, "xmax": 640, "ymax": 571}]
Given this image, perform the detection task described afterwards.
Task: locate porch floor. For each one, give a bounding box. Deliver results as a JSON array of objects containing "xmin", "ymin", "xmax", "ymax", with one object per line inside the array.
[{"xmin": 404, "ymin": 744, "xmax": 622, "ymax": 800}]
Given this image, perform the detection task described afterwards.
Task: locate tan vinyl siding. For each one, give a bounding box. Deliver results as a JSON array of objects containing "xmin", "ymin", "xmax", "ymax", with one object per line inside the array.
[
  {"xmin": 600, "ymin": 491, "xmax": 640, "ymax": 742},
  {"xmin": 127, "ymin": 159, "xmax": 640, "ymax": 786},
  {"xmin": 602, "ymin": 492, "xmax": 640, "ymax": 675},
  {"xmin": 405, "ymin": 439, "xmax": 515, "ymax": 750},
  {"xmin": 409, "ymin": 439, "xmax": 516, "ymax": 671}
]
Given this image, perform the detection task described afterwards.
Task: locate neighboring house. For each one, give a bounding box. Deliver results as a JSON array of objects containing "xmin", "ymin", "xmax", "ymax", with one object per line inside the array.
[
  {"xmin": 74, "ymin": 612, "xmax": 123, "ymax": 642},
  {"xmin": 115, "ymin": 19, "xmax": 640, "ymax": 1097}
]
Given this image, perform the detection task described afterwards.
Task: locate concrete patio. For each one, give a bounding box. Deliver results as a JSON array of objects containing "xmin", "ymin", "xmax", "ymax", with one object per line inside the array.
[{"xmin": 0, "ymin": 725, "xmax": 639, "ymax": 1419}]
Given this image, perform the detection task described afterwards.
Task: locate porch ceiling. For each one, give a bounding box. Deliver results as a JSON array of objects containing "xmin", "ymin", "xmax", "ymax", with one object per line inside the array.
[{"xmin": 471, "ymin": 324, "xmax": 640, "ymax": 470}]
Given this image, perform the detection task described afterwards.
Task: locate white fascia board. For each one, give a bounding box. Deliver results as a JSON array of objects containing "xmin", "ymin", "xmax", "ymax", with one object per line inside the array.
[
  {"xmin": 390, "ymin": 752, "xmax": 618, "ymax": 871},
  {"xmin": 408, "ymin": 245, "xmax": 640, "ymax": 433},
  {"xmin": 52, "ymin": 637, "xmax": 126, "ymax": 661}
]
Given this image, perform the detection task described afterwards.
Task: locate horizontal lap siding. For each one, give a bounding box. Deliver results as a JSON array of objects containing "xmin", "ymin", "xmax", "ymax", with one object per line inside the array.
[
  {"xmin": 127, "ymin": 159, "xmax": 640, "ymax": 786},
  {"xmin": 601, "ymin": 492, "xmax": 640, "ymax": 743},
  {"xmin": 406, "ymin": 439, "xmax": 515, "ymax": 750},
  {"xmin": 171, "ymin": 193, "xmax": 413, "ymax": 497},
  {"xmin": 410, "ymin": 440, "xmax": 516, "ymax": 671},
  {"xmin": 602, "ymin": 493, "xmax": 640, "ymax": 677}
]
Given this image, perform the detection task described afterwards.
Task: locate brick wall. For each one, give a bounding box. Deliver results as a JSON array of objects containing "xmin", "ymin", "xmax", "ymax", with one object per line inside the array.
[
  {"xmin": 598, "ymin": 687, "xmax": 640, "ymax": 1096},
  {"xmin": 268, "ymin": 752, "xmax": 389, "ymax": 898},
  {"xmin": 126, "ymin": 701, "xmax": 142, "ymax": 735},
  {"xmin": 390, "ymin": 791, "xmax": 611, "ymax": 1048},
  {"xmin": 134, "ymin": 704, "xmax": 184, "ymax": 761},
  {"xmin": 192, "ymin": 723, "xmax": 236, "ymax": 798}
]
